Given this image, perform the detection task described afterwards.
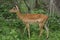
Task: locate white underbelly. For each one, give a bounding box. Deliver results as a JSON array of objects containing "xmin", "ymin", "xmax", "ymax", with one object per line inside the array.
[{"xmin": 23, "ymin": 19, "xmax": 42, "ymax": 23}]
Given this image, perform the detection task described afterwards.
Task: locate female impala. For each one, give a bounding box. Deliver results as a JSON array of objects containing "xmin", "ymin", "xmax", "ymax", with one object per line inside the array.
[{"xmin": 9, "ymin": 5, "xmax": 49, "ymax": 39}]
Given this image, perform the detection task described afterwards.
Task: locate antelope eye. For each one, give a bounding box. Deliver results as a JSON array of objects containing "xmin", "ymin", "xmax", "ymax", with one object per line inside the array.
[{"xmin": 13, "ymin": 7, "xmax": 16, "ymax": 10}]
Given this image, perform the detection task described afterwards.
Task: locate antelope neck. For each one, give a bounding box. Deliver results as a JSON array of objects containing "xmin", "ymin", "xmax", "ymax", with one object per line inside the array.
[{"xmin": 16, "ymin": 11, "xmax": 23, "ymax": 19}]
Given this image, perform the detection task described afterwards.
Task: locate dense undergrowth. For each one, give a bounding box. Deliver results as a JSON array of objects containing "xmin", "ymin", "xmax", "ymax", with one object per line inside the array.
[{"xmin": 0, "ymin": 0, "xmax": 60, "ymax": 40}]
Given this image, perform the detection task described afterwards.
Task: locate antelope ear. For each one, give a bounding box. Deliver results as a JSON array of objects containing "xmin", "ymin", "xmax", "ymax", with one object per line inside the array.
[{"xmin": 15, "ymin": 5, "xmax": 18, "ymax": 9}]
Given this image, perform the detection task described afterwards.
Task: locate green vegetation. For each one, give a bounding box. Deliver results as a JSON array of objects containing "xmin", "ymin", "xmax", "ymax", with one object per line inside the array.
[{"xmin": 0, "ymin": 0, "xmax": 60, "ymax": 40}]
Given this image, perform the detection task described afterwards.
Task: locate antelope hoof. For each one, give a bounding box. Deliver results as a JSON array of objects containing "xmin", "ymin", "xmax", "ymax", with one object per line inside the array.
[{"xmin": 47, "ymin": 36, "xmax": 49, "ymax": 39}]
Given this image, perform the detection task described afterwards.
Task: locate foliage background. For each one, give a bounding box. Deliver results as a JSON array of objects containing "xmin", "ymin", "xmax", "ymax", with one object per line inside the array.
[{"xmin": 0, "ymin": 0, "xmax": 60, "ymax": 40}]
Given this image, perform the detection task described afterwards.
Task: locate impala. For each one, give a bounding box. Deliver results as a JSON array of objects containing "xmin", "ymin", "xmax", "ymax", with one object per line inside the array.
[{"xmin": 9, "ymin": 5, "xmax": 49, "ymax": 39}]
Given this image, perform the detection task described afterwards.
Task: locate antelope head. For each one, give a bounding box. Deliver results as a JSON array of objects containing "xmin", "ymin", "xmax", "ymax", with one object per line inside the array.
[{"xmin": 9, "ymin": 5, "xmax": 19, "ymax": 13}]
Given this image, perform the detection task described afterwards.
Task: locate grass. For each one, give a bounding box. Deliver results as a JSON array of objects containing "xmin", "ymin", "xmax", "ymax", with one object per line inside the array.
[
  {"xmin": 0, "ymin": 26, "xmax": 60, "ymax": 40},
  {"xmin": 0, "ymin": 18, "xmax": 60, "ymax": 40},
  {"xmin": 0, "ymin": 1, "xmax": 60, "ymax": 40}
]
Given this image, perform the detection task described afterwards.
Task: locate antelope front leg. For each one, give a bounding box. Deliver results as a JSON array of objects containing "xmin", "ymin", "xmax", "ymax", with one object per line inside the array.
[
  {"xmin": 39, "ymin": 23, "xmax": 44, "ymax": 37},
  {"xmin": 26, "ymin": 23, "xmax": 30, "ymax": 39}
]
